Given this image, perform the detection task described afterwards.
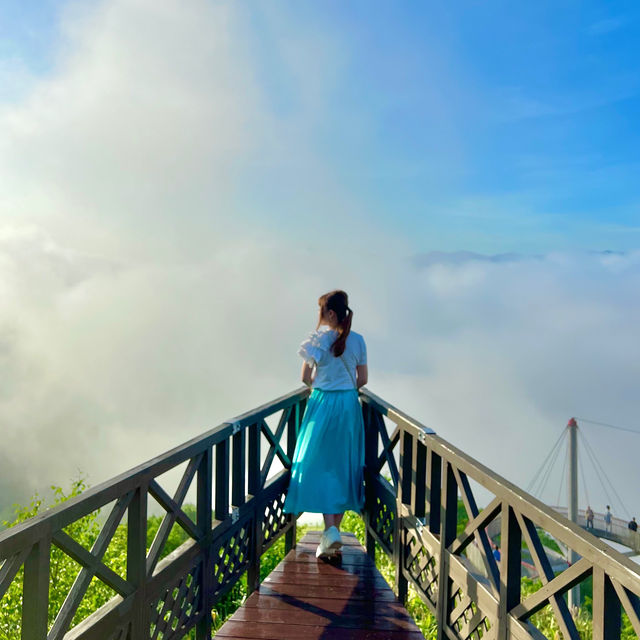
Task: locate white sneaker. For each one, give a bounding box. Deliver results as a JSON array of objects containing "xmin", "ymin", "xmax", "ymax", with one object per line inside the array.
[
  {"xmin": 316, "ymin": 526, "xmax": 342, "ymax": 558},
  {"xmin": 325, "ymin": 526, "xmax": 343, "ymax": 550}
]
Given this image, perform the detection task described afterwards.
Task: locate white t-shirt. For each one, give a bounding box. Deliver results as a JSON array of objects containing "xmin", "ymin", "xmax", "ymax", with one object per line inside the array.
[{"xmin": 298, "ymin": 325, "xmax": 367, "ymax": 391}]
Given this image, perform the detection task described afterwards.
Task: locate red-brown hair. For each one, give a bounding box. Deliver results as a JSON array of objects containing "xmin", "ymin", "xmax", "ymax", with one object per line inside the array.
[{"xmin": 317, "ymin": 290, "xmax": 353, "ymax": 357}]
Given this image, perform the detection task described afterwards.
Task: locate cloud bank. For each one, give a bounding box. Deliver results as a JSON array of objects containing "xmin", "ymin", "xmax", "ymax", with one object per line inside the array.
[{"xmin": 1, "ymin": 0, "xmax": 639, "ymax": 525}]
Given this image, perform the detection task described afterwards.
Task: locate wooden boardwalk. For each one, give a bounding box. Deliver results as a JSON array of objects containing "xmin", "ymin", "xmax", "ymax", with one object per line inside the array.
[{"xmin": 215, "ymin": 531, "xmax": 425, "ymax": 640}]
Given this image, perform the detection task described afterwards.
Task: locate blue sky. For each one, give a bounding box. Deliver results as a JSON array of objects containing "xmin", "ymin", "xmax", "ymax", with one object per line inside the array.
[
  {"xmin": 2, "ymin": 1, "xmax": 639, "ymax": 254},
  {"xmin": 231, "ymin": 1, "xmax": 640, "ymax": 253}
]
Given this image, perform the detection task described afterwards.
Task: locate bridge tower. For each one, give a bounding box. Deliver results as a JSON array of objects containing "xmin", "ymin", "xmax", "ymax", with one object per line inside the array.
[{"xmin": 567, "ymin": 417, "xmax": 580, "ymax": 610}]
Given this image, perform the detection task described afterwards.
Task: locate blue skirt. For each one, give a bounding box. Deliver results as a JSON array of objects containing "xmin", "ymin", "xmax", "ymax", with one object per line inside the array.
[{"xmin": 283, "ymin": 388, "xmax": 365, "ymax": 514}]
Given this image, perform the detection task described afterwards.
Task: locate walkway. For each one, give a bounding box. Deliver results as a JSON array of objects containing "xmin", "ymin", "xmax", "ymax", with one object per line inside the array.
[
  {"xmin": 551, "ymin": 506, "xmax": 640, "ymax": 555},
  {"xmin": 215, "ymin": 531, "xmax": 425, "ymax": 640}
]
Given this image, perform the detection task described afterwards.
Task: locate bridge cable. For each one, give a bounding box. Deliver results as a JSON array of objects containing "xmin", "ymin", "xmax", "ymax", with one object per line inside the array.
[
  {"xmin": 556, "ymin": 443, "xmax": 568, "ymax": 507},
  {"xmin": 579, "ymin": 429, "xmax": 631, "ymax": 520},
  {"xmin": 574, "ymin": 417, "xmax": 640, "ymax": 436},
  {"xmin": 536, "ymin": 429, "xmax": 567, "ymax": 500},
  {"xmin": 580, "ymin": 429, "xmax": 631, "ymax": 519},
  {"xmin": 578, "ymin": 429, "xmax": 614, "ymax": 509},
  {"xmin": 530, "ymin": 428, "xmax": 567, "ymax": 497},
  {"xmin": 583, "ymin": 431, "xmax": 632, "ymax": 520},
  {"xmin": 537, "ymin": 429, "xmax": 568, "ymax": 502},
  {"xmin": 578, "ymin": 443, "xmax": 591, "ymax": 508},
  {"xmin": 526, "ymin": 427, "xmax": 568, "ymax": 495}
]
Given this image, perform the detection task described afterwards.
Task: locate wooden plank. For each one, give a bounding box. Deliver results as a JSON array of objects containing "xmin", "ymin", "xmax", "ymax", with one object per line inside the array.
[
  {"xmin": 127, "ymin": 484, "xmax": 148, "ymax": 639},
  {"xmin": 256, "ymin": 582, "xmax": 398, "ymax": 602},
  {"xmin": 232, "ymin": 429, "xmax": 246, "ymax": 507},
  {"xmin": 215, "ymin": 531, "xmax": 425, "ymax": 640},
  {"xmin": 270, "ymin": 561, "xmax": 379, "ymax": 577},
  {"xmin": 215, "ymin": 621, "xmax": 425, "ymax": 639},
  {"xmin": 262, "ymin": 571, "xmax": 390, "ymax": 588},
  {"xmin": 21, "ymin": 537, "xmax": 50, "ymax": 639},
  {"xmin": 215, "ymin": 439, "xmax": 230, "ymax": 521},
  {"xmin": 229, "ymin": 605, "xmax": 418, "ymax": 631},
  {"xmin": 242, "ymin": 592, "xmax": 409, "ymax": 616},
  {"xmin": 435, "ymin": 462, "xmax": 457, "ymax": 640},
  {"xmin": 196, "ymin": 446, "xmax": 213, "ymax": 640},
  {"xmin": 413, "ymin": 440, "xmax": 427, "ymax": 520},
  {"xmin": 593, "ymin": 567, "xmax": 621, "ymax": 640},
  {"xmin": 498, "ymin": 504, "xmax": 522, "ymax": 640}
]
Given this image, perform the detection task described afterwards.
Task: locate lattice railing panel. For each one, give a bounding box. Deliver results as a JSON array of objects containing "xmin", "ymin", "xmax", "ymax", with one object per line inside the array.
[
  {"xmin": 211, "ymin": 523, "xmax": 252, "ymax": 599},
  {"xmin": 149, "ymin": 562, "xmax": 201, "ymax": 640},
  {"xmin": 371, "ymin": 492, "xmax": 395, "ymax": 555},
  {"xmin": 405, "ymin": 528, "xmax": 438, "ymax": 610},
  {"xmin": 261, "ymin": 492, "xmax": 288, "ymax": 551},
  {"xmin": 449, "ymin": 583, "xmax": 492, "ymax": 640}
]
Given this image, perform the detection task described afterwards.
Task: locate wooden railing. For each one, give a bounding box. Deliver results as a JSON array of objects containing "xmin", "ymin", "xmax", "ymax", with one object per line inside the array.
[
  {"xmin": 0, "ymin": 388, "xmax": 308, "ymax": 640},
  {"xmin": 3, "ymin": 387, "xmax": 640, "ymax": 639},
  {"xmin": 360, "ymin": 388, "xmax": 640, "ymax": 640}
]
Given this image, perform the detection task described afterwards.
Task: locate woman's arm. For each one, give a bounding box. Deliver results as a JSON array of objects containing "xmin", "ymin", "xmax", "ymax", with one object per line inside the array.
[
  {"xmin": 356, "ymin": 364, "xmax": 368, "ymax": 389},
  {"xmin": 301, "ymin": 361, "xmax": 315, "ymax": 387}
]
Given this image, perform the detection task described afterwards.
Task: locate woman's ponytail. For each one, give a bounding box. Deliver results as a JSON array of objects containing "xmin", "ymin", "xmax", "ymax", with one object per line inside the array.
[{"xmin": 318, "ymin": 290, "xmax": 352, "ymax": 357}]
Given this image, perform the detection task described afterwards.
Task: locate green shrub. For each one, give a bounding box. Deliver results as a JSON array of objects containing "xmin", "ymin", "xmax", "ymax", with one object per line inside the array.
[{"xmin": 0, "ymin": 479, "xmax": 308, "ymax": 640}]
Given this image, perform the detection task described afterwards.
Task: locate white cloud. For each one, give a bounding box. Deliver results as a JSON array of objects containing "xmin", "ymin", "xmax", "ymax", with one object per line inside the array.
[
  {"xmin": 0, "ymin": 0, "xmax": 268, "ymax": 262},
  {"xmin": 1, "ymin": 0, "xmax": 639, "ymax": 527}
]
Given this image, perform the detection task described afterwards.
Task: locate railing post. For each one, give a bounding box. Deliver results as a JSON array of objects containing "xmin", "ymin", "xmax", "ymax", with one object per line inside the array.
[
  {"xmin": 196, "ymin": 448, "xmax": 213, "ymax": 640},
  {"xmin": 285, "ymin": 402, "xmax": 301, "ymax": 553},
  {"xmin": 363, "ymin": 402, "xmax": 377, "ymax": 560},
  {"xmin": 413, "ymin": 438, "xmax": 427, "ymax": 521},
  {"xmin": 127, "ymin": 483, "xmax": 148, "ymax": 640},
  {"xmin": 247, "ymin": 422, "xmax": 261, "ymax": 594},
  {"xmin": 435, "ymin": 461, "xmax": 457, "ymax": 640},
  {"xmin": 593, "ymin": 567, "xmax": 621, "ymax": 640},
  {"xmin": 215, "ymin": 440, "xmax": 230, "ymax": 522},
  {"xmin": 231, "ymin": 428, "xmax": 246, "ymax": 510},
  {"xmin": 427, "ymin": 449, "xmax": 442, "ymax": 536},
  {"xmin": 395, "ymin": 428, "xmax": 412, "ymax": 603},
  {"xmin": 21, "ymin": 537, "xmax": 50, "ymax": 639},
  {"xmin": 498, "ymin": 504, "xmax": 521, "ymax": 640}
]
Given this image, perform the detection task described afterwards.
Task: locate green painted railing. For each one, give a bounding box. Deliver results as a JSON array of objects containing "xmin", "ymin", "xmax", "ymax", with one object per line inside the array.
[{"xmin": 2, "ymin": 387, "xmax": 640, "ymax": 639}]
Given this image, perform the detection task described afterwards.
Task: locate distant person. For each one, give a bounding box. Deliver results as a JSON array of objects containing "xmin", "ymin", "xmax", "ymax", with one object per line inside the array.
[
  {"xmin": 492, "ymin": 546, "xmax": 501, "ymax": 562},
  {"xmin": 604, "ymin": 505, "xmax": 613, "ymax": 533},
  {"xmin": 628, "ymin": 517, "xmax": 638, "ymax": 532},
  {"xmin": 585, "ymin": 506, "xmax": 594, "ymax": 529}
]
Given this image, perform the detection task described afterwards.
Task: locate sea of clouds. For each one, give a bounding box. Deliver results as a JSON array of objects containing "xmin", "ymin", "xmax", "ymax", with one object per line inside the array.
[{"xmin": 1, "ymin": 0, "xmax": 639, "ymax": 525}]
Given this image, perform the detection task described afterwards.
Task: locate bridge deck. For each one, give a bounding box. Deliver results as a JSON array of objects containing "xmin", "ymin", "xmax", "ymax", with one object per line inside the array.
[{"xmin": 215, "ymin": 531, "xmax": 425, "ymax": 640}]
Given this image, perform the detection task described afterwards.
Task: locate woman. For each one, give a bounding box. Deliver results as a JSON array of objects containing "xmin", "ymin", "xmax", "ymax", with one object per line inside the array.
[{"xmin": 283, "ymin": 290, "xmax": 368, "ymax": 558}]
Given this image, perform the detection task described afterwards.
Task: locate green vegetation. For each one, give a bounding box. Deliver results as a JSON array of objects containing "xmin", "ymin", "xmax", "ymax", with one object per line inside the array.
[
  {"xmin": 0, "ymin": 479, "xmax": 309, "ymax": 640},
  {"xmin": 1, "ymin": 484, "xmax": 636, "ymax": 640},
  {"xmin": 339, "ymin": 510, "xmax": 438, "ymax": 638}
]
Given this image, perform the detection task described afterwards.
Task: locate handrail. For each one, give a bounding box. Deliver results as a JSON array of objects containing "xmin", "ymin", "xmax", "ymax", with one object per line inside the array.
[
  {"xmin": 359, "ymin": 388, "xmax": 640, "ymax": 639},
  {"xmin": 0, "ymin": 386, "xmax": 310, "ymax": 640},
  {"xmin": 3, "ymin": 386, "xmax": 639, "ymax": 640}
]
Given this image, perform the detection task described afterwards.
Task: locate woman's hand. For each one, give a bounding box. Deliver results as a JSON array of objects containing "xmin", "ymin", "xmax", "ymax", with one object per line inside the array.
[
  {"xmin": 301, "ymin": 361, "xmax": 314, "ymax": 387},
  {"xmin": 356, "ymin": 364, "xmax": 368, "ymax": 389}
]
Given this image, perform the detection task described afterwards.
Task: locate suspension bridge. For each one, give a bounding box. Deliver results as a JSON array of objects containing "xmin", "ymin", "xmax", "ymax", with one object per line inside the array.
[
  {"xmin": 1, "ymin": 388, "xmax": 639, "ymax": 639},
  {"xmin": 527, "ymin": 416, "xmax": 640, "ymax": 558}
]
